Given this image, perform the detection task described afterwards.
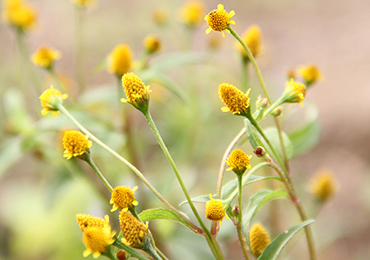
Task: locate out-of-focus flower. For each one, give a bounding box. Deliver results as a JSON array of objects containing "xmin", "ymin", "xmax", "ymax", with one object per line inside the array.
[
  {"xmin": 110, "ymin": 186, "xmax": 139, "ymax": 212},
  {"xmin": 2, "ymin": 0, "xmax": 36, "ymax": 31},
  {"xmin": 31, "ymin": 46, "xmax": 61, "ymax": 70},
  {"xmin": 82, "ymin": 226, "xmax": 115, "ymax": 258},
  {"xmin": 143, "ymin": 35, "xmax": 161, "ymax": 54},
  {"xmin": 297, "ymin": 64, "xmax": 323, "ymax": 86},
  {"xmin": 62, "ymin": 130, "xmax": 92, "ymax": 159},
  {"xmin": 119, "ymin": 211, "xmax": 148, "ymax": 247},
  {"xmin": 152, "ymin": 8, "xmax": 168, "ymax": 26},
  {"xmin": 72, "ymin": 0, "xmax": 95, "ymax": 8},
  {"xmin": 225, "ymin": 148, "xmax": 251, "ymax": 175},
  {"xmin": 236, "ymin": 25, "xmax": 263, "ymax": 59},
  {"xmin": 250, "ymin": 223, "xmax": 271, "ymax": 257},
  {"xmin": 309, "ymin": 170, "xmax": 338, "ymax": 201},
  {"xmin": 205, "ymin": 194, "xmax": 227, "ymax": 223},
  {"xmin": 39, "ymin": 86, "xmax": 67, "ymax": 117},
  {"xmin": 281, "ymin": 79, "xmax": 306, "ymax": 107},
  {"xmin": 179, "ymin": 0, "xmax": 205, "ymax": 27},
  {"xmin": 121, "ymin": 72, "xmax": 151, "ymax": 113},
  {"xmin": 205, "ymin": 4, "xmax": 235, "ymax": 37},
  {"xmin": 219, "ymin": 83, "xmax": 250, "ymax": 116},
  {"xmin": 107, "ymin": 44, "xmax": 133, "ymax": 78}
]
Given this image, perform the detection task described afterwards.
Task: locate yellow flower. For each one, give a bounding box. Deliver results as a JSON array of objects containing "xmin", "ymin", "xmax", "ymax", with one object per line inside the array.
[
  {"xmin": 107, "ymin": 44, "xmax": 133, "ymax": 78},
  {"xmin": 282, "ymin": 79, "xmax": 306, "ymax": 107},
  {"xmin": 236, "ymin": 25, "xmax": 263, "ymax": 59},
  {"xmin": 82, "ymin": 226, "xmax": 115, "ymax": 258},
  {"xmin": 225, "ymin": 149, "xmax": 252, "ymax": 175},
  {"xmin": 110, "ymin": 186, "xmax": 139, "ymax": 212},
  {"xmin": 62, "ymin": 130, "xmax": 92, "ymax": 159},
  {"xmin": 119, "ymin": 211, "xmax": 148, "ymax": 247},
  {"xmin": 152, "ymin": 8, "xmax": 168, "ymax": 26},
  {"xmin": 249, "ymin": 223, "xmax": 271, "ymax": 257},
  {"xmin": 39, "ymin": 85, "xmax": 68, "ymax": 117},
  {"xmin": 219, "ymin": 83, "xmax": 250, "ymax": 116},
  {"xmin": 143, "ymin": 35, "xmax": 161, "ymax": 54},
  {"xmin": 31, "ymin": 46, "xmax": 61, "ymax": 69},
  {"xmin": 205, "ymin": 4, "xmax": 235, "ymax": 37},
  {"xmin": 2, "ymin": 0, "xmax": 36, "ymax": 30},
  {"xmin": 121, "ymin": 72, "xmax": 151, "ymax": 112},
  {"xmin": 297, "ymin": 64, "xmax": 323, "ymax": 86},
  {"xmin": 309, "ymin": 170, "xmax": 338, "ymax": 201},
  {"xmin": 76, "ymin": 214, "xmax": 110, "ymax": 232},
  {"xmin": 72, "ymin": 0, "xmax": 94, "ymax": 8},
  {"xmin": 205, "ymin": 194, "xmax": 227, "ymax": 223},
  {"xmin": 179, "ymin": 0, "xmax": 205, "ymax": 27}
]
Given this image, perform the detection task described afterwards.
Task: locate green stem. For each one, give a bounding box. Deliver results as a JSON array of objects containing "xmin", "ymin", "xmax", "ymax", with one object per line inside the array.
[
  {"xmin": 143, "ymin": 111, "xmax": 225, "ymax": 260},
  {"xmin": 237, "ymin": 174, "xmax": 250, "ymax": 260},
  {"xmin": 241, "ymin": 57, "xmax": 249, "ymax": 90},
  {"xmin": 84, "ymin": 154, "xmax": 113, "ymax": 192},
  {"xmin": 58, "ymin": 104, "xmax": 202, "ymax": 234},
  {"xmin": 143, "ymin": 245, "xmax": 162, "ymax": 260},
  {"xmin": 113, "ymin": 239, "xmax": 150, "ymax": 260},
  {"xmin": 267, "ymin": 162, "xmax": 316, "ymax": 260},
  {"xmin": 155, "ymin": 247, "xmax": 169, "ymax": 260},
  {"xmin": 102, "ymin": 246, "xmax": 117, "ymax": 260}
]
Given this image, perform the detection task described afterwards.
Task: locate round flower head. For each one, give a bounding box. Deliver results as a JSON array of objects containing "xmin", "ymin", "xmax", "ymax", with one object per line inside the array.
[
  {"xmin": 236, "ymin": 25, "xmax": 263, "ymax": 59},
  {"xmin": 119, "ymin": 211, "xmax": 148, "ymax": 247},
  {"xmin": 205, "ymin": 4, "xmax": 235, "ymax": 37},
  {"xmin": 205, "ymin": 194, "xmax": 227, "ymax": 223},
  {"xmin": 39, "ymin": 85, "xmax": 68, "ymax": 117},
  {"xmin": 309, "ymin": 170, "xmax": 338, "ymax": 201},
  {"xmin": 225, "ymin": 148, "xmax": 252, "ymax": 175},
  {"xmin": 282, "ymin": 79, "xmax": 306, "ymax": 107},
  {"xmin": 152, "ymin": 8, "xmax": 168, "ymax": 26},
  {"xmin": 82, "ymin": 225, "xmax": 115, "ymax": 259},
  {"xmin": 121, "ymin": 72, "xmax": 151, "ymax": 113},
  {"xmin": 297, "ymin": 64, "xmax": 323, "ymax": 86},
  {"xmin": 110, "ymin": 186, "xmax": 139, "ymax": 212},
  {"xmin": 76, "ymin": 214, "xmax": 110, "ymax": 232},
  {"xmin": 179, "ymin": 0, "xmax": 205, "ymax": 27},
  {"xmin": 2, "ymin": 0, "xmax": 37, "ymax": 31},
  {"xmin": 107, "ymin": 43, "xmax": 132, "ymax": 78},
  {"xmin": 143, "ymin": 35, "xmax": 161, "ymax": 54},
  {"xmin": 31, "ymin": 46, "xmax": 61, "ymax": 70},
  {"xmin": 62, "ymin": 130, "xmax": 92, "ymax": 159},
  {"xmin": 249, "ymin": 223, "xmax": 271, "ymax": 257},
  {"xmin": 219, "ymin": 83, "xmax": 251, "ymax": 116}
]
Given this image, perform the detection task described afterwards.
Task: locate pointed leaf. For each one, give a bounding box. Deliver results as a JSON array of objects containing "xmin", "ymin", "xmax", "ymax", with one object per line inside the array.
[{"xmin": 258, "ymin": 220, "xmax": 315, "ymax": 260}]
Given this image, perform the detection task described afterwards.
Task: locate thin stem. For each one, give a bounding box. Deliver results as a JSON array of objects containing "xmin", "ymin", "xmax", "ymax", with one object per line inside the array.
[
  {"xmin": 237, "ymin": 174, "xmax": 250, "ymax": 260},
  {"xmin": 102, "ymin": 246, "xmax": 117, "ymax": 260},
  {"xmin": 155, "ymin": 247, "xmax": 169, "ymax": 260},
  {"xmin": 113, "ymin": 239, "xmax": 150, "ymax": 260},
  {"xmin": 143, "ymin": 111, "xmax": 225, "ymax": 260},
  {"xmin": 267, "ymin": 162, "xmax": 316, "ymax": 260},
  {"xmin": 84, "ymin": 154, "xmax": 113, "ymax": 192},
  {"xmin": 241, "ymin": 57, "xmax": 249, "ymax": 90},
  {"xmin": 143, "ymin": 245, "xmax": 162, "ymax": 260},
  {"xmin": 58, "ymin": 105, "xmax": 202, "ymax": 234}
]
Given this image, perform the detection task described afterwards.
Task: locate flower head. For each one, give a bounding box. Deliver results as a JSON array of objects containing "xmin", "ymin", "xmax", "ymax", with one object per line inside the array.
[
  {"xmin": 205, "ymin": 194, "xmax": 227, "ymax": 223},
  {"xmin": 179, "ymin": 0, "xmax": 205, "ymax": 27},
  {"xmin": 76, "ymin": 214, "xmax": 110, "ymax": 232},
  {"xmin": 225, "ymin": 149, "xmax": 252, "ymax": 175},
  {"xmin": 82, "ymin": 226, "xmax": 115, "ymax": 258},
  {"xmin": 110, "ymin": 186, "xmax": 139, "ymax": 212},
  {"xmin": 236, "ymin": 25, "xmax": 263, "ymax": 59},
  {"xmin": 62, "ymin": 130, "xmax": 92, "ymax": 159},
  {"xmin": 297, "ymin": 64, "xmax": 323, "ymax": 86},
  {"xmin": 119, "ymin": 211, "xmax": 148, "ymax": 248},
  {"xmin": 143, "ymin": 35, "xmax": 161, "ymax": 54},
  {"xmin": 121, "ymin": 72, "xmax": 151, "ymax": 113},
  {"xmin": 31, "ymin": 46, "xmax": 61, "ymax": 70},
  {"xmin": 309, "ymin": 170, "xmax": 338, "ymax": 201},
  {"xmin": 219, "ymin": 83, "xmax": 250, "ymax": 116},
  {"xmin": 39, "ymin": 86, "xmax": 67, "ymax": 117},
  {"xmin": 205, "ymin": 4, "xmax": 235, "ymax": 37},
  {"xmin": 107, "ymin": 44, "xmax": 133, "ymax": 78},
  {"xmin": 2, "ymin": 0, "xmax": 37, "ymax": 31},
  {"xmin": 152, "ymin": 8, "xmax": 168, "ymax": 26},
  {"xmin": 249, "ymin": 223, "xmax": 271, "ymax": 257},
  {"xmin": 282, "ymin": 79, "xmax": 306, "ymax": 107},
  {"xmin": 72, "ymin": 0, "xmax": 94, "ymax": 8}
]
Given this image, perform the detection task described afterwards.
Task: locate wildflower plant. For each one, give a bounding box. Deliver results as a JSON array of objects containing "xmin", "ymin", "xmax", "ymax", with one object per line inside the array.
[{"xmin": 1, "ymin": 0, "xmax": 335, "ymax": 259}]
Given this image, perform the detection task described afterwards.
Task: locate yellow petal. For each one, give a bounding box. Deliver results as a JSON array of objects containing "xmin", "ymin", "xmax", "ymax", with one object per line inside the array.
[{"xmin": 206, "ymin": 27, "xmax": 212, "ymax": 34}]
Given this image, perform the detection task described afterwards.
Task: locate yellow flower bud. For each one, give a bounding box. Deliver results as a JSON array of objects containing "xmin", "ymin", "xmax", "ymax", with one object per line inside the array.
[
  {"xmin": 282, "ymin": 79, "xmax": 306, "ymax": 107},
  {"xmin": 309, "ymin": 170, "xmax": 338, "ymax": 201},
  {"xmin": 121, "ymin": 72, "xmax": 151, "ymax": 113},
  {"xmin": 39, "ymin": 86, "xmax": 68, "ymax": 117},
  {"xmin": 297, "ymin": 64, "xmax": 323, "ymax": 86},
  {"xmin": 62, "ymin": 130, "xmax": 92, "ymax": 160},
  {"xmin": 236, "ymin": 25, "xmax": 263, "ymax": 59},
  {"xmin": 143, "ymin": 35, "xmax": 161, "ymax": 54},
  {"xmin": 76, "ymin": 214, "xmax": 110, "ymax": 232},
  {"xmin": 205, "ymin": 194, "xmax": 227, "ymax": 223},
  {"xmin": 225, "ymin": 149, "xmax": 252, "ymax": 175},
  {"xmin": 249, "ymin": 223, "xmax": 271, "ymax": 257},
  {"xmin": 2, "ymin": 0, "xmax": 37, "ymax": 30},
  {"xmin": 107, "ymin": 44, "xmax": 132, "ymax": 78},
  {"xmin": 119, "ymin": 211, "xmax": 148, "ymax": 247},
  {"xmin": 219, "ymin": 83, "xmax": 250, "ymax": 116},
  {"xmin": 179, "ymin": 0, "xmax": 205, "ymax": 27},
  {"xmin": 82, "ymin": 226, "xmax": 115, "ymax": 258},
  {"xmin": 205, "ymin": 4, "xmax": 235, "ymax": 37},
  {"xmin": 152, "ymin": 8, "xmax": 168, "ymax": 26},
  {"xmin": 31, "ymin": 46, "xmax": 61, "ymax": 70},
  {"xmin": 110, "ymin": 186, "xmax": 139, "ymax": 212}
]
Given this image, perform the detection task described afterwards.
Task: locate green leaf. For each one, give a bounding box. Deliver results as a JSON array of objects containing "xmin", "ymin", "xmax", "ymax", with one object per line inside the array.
[
  {"xmin": 139, "ymin": 208, "xmax": 194, "ymax": 231},
  {"xmin": 245, "ymin": 119, "xmax": 269, "ymax": 157},
  {"xmin": 258, "ymin": 220, "xmax": 315, "ymax": 260},
  {"xmin": 179, "ymin": 194, "xmax": 214, "ymax": 207},
  {"xmin": 243, "ymin": 190, "xmax": 289, "ymax": 248},
  {"xmin": 263, "ymin": 127, "xmax": 293, "ymax": 161},
  {"xmin": 288, "ymin": 101, "xmax": 320, "ymax": 156}
]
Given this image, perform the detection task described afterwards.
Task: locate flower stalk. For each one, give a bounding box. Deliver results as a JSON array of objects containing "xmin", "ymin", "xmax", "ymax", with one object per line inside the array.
[
  {"xmin": 236, "ymin": 174, "xmax": 250, "ymax": 260},
  {"xmin": 83, "ymin": 154, "xmax": 113, "ymax": 192}
]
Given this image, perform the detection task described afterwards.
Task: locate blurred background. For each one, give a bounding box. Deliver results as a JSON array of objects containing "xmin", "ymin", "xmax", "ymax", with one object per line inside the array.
[{"xmin": 0, "ymin": 0, "xmax": 369, "ymax": 259}]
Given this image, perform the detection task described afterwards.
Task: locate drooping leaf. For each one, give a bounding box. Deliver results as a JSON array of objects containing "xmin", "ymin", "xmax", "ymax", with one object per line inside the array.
[
  {"xmin": 258, "ymin": 220, "xmax": 315, "ymax": 260},
  {"xmin": 243, "ymin": 190, "xmax": 289, "ymax": 248}
]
